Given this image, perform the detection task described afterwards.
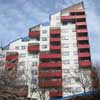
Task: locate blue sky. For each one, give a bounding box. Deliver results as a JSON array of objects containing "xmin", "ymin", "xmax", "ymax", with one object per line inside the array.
[{"xmin": 0, "ymin": 0, "xmax": 100, "ymax": 63}]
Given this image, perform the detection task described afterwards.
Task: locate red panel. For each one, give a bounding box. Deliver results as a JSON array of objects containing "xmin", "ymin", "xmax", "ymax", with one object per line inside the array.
[
  {"xmin": 76, "ymin": 22, "xmax": 86, "ymax": 26},
  {"xmin": 50, "ymin": 38, "xmax": 60, "ymax": 42},
  {"xmin": 78, "ymin": 44, "xmax": 90, "ymax": 48},
  {"xmin": 76, "ymin": 29, "xmax": 88, "ymax": 33},
  {"xmin": 61, "ymin": 16, "xmax": 74, "ymax": 20},
  {"xmin": 50, "ymin": 46, "xmax": 61, "ymax": 50},
  {"xmin": 39, "ymin": 71, "xmax": 62, "ymax": 78},
  {"xmin": 39, "ymin": 80, "xmax": 62, "ymax": 88},
  {"xmin": 5, "ymin": 63, "xmax": 17, "ymax": 69},
  {"xmin": 92, "ymin": 80, "xmax": 99, "ymax": 88},
  {"xmin": 6, "ymin": 55, "xmax": 18, "ymax": 61},
  {"xmin": 61, "ymin": 15, "xmax": 85, "ymax": 20},
  {"xmin": 77, "ymin": 36, "xmax": 88, "ymax": 41},
  {"xmin": 28, "ymin": 45, "xmax": 39, "ymax": 53},
  {"xmin": 39, "ymin": 62, "xmax": 62, "ymax": 69},
  {"xmin": 29, "ymin": 31, "xmax": 40, "ymax": 38},
  {"xmin": 50, "ymin": 29, "xmax": 60, "ymax": 34},
  {"xmin": 49, "ymin": 91, "xmax": 62, "ymax": 97},
  {"xmin": 79, "ymin": 52, "xmax": 90, "ymax": 57},
  {"xmin": 74, "ymin": 15, "xmax": 86, "ymax": 19},
  {"xmin": 79, "ymin": 61, "xmax": 91, "ymax": 67},
  {"xmin": 40, "ymin": 53, "xmax": 61, "ymax": 59}
]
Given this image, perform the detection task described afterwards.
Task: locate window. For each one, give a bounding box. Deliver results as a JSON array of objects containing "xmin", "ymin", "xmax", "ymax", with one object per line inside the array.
[
  {"xmin": 15, "ymin": 46, "xmax": 19, "ymax": 50},
  {"xmin": 21, "ymin": 46, "xmax": 26, "ymax": 50},
  {"xmin": 56, "ymin": 16, "xmax": 59, "ymax": 20},
  {"xmin": 63, "ymin": 69, "xmax": 70, "ymax": 73},
  {"xmin": 63, "ymin": 51, "xmax": 70, "ymax": 56},
  {"xmin": 20, "ymin": 53, "xmax": 26, "ymax": 57},
  {"xmin": 73, "ymin": 51, "xmax": 77, "ymax": 55},
  {"xmin": 41, "ymin": 45, "xmax": 47, "ymax": 49},
  {"xmin": 73, "ymin": 43, "xmax": 77, "ymax": 47},
  {"xmin": 32, "ymin": 62, "xmax": 38, "ymax": 66},
  {"xmin": 32, "ymin": 55, "xmax": 38, "ymax": 58},
  {"xmin": 73, "ymin": 59, "xmax": 78, "ymax": 64},
  {"xmin": 19, "ymin": 61, "xmax": 25, "ymax": 66},
  {"xmin": 41, "ymin": 37, "xmax": 47, "ymax": 41},
  {"xmin": 42, "ymin": 30, "xmax": 47, "ymax": 34},
  {"xmin": 62, "ymin": 36, "xmax": 69, "ymax": 40},
  {"xmin": 62, "ymin": 44, "xmax": 69, "ymax": 48},
  {"xmin": 63, "ymin": 60, "xmax": 70, "ymax": 64}
]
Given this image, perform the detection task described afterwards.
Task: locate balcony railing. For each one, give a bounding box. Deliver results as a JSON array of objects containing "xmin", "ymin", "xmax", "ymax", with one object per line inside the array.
[
  {"xmin": 79, "ymin": 61, "xmax": 91, "ymax": 67},
  {"xmin": 76, "ymin": 29, "xmax": 88, "ymax": 33},
  {"xmin": 39, "ymin": 62, "xmax": 62, "ymax": 69},
  {"xmin": 49, "ymin": 91, "xmax": 62, "ymax": 97},
  {"xmin": 50, "ymin": 29, "xmax": 60, "ymax": 34},
  {"xmin": 29, "ymin": 31, "xmax": 40, "ymax": 38},
  {"xmin": 76, "ymin": 22, "xmax": 86, "ymax": 26},
  {"xmin": 50, "ymin": 38, "xmax": 60, "ymax": 42},
  {"xmin": 40, "ymin": 53, "xmax": 61, "ymax": 59},
  {"xmin": 28, "ymin": 45, "xmax": 39, "ymax": 53},
  {"xmin": 79, "ymin": 52, "xmax": 90, "ymax": 57},
  {"xmin": 50, "ymin": 46, "xmax": 61, "ymax": 50},
  {"xmin": 6, "ymin": 55, "xmax": 18, "ymax": 61},
  {"xmin": 77, "ymin": 36, "xmax": 88, "ymax": 41},
  {"xmin": 61, "ymin": 15, "xmax": 86, "ymax": 20},
  {"xmin": 61, "ymin": 16, "xmax": 74, "ymax": 20},
  {"xmin": 5, "ymin": 63, "xmax": 17, "ymax": 69},
  {"xmin": 39, "ymin": 80, "xmax": 62, "ymax": 88},
  {"xmin": 78, "ymin": 44, "xmax": 90, "ymax": 49},
  {"xmin": 39, "ymin": 71, "xmax": 62, "ymax": 78}
]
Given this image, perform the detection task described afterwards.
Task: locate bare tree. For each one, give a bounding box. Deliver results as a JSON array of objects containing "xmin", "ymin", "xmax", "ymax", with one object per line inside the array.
[{"xmin": 0, "ymin": 67, "xmax": 28, "ymax": 100}]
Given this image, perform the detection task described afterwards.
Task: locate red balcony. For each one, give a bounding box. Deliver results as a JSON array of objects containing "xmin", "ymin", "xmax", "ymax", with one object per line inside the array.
[
  {"xmin": 29, "ymin": 31, "xmax": 40, "ymax": 38},
  {"xmin": 76, "ymin": 29, "xmax": 88, "ymax": 33},
  {"xmin": 61, "ymin": 15, "xmax": 86, "ymax": 20},
  {"xmin": 77, "ymin": 36, "xmax": 89, "ymax": 41},
  {"xmin": 79, "ymin": 52, "xmax": 90, "ymax": 57},
  {"xmin": 50, "ymin": 29, "xmax": 60, "ymax": 34},
  {"xmin": 39, "ymin": 62, "xmax": 62, "ymax": 69},
  {"xmin": 76, "ymin": 22, "xmax": 86, "ymax": 26},
  {"xmin": 50, "ymin": 46, "xmax": 61, "ymax": 50},
  {"xmin": 39, "ymin": 71, "xmax": 62, "ymax": 78},
  {"xmin": 61, "ymin": 16, "xmax": 74, "ymax": 20},
  {"xmin": 6, "ymin": 55, "xmax": 18, "ymax": 61},
  {"xmin": 39, "ymin": 80, "xmax": 62, "ymax": 88},
  {"xmin": 28, "ymin": 45, "xmax": 39, "ymax": 53},
  {"xmin": 78, "ymin": 44, "xmax": 90, "ymax": 49},
  {"xmin": 74, "ymin": 15, "xmax": 86, "ymax": 19},
  {"xmin": 40, "ymin": 53, "xmax": 61, "ymax": 59},
  {"xmin": 92, "ymin": 80, "xmax": 99, "ymax": 88},
  {"xmin": 49, "ymin": 91, "xmax": 62, "ymax": 97},
  {"xmin": 50, "ymin": 38, "xmax": 60, "ymax": 42},
  {"xmin": 5, "ymin": 63, "xmax": 17, "ymax": 69},
  {"xmin": 91, "ymin": 71, "xmax": 98, "ymax": 78},
  {"xmin": 79, "ymin": 61, "xmax": 91, "ymax": 67}
]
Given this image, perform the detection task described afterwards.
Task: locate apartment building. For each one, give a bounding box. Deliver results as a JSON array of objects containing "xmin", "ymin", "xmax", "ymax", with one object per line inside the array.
[
  {"xmin": 3, "ymin": 2, "xmax": 99, "ymax": 100},
  {"xmin": 28, "ymin": 2, "xmax": 99, "ymax": 100}
]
